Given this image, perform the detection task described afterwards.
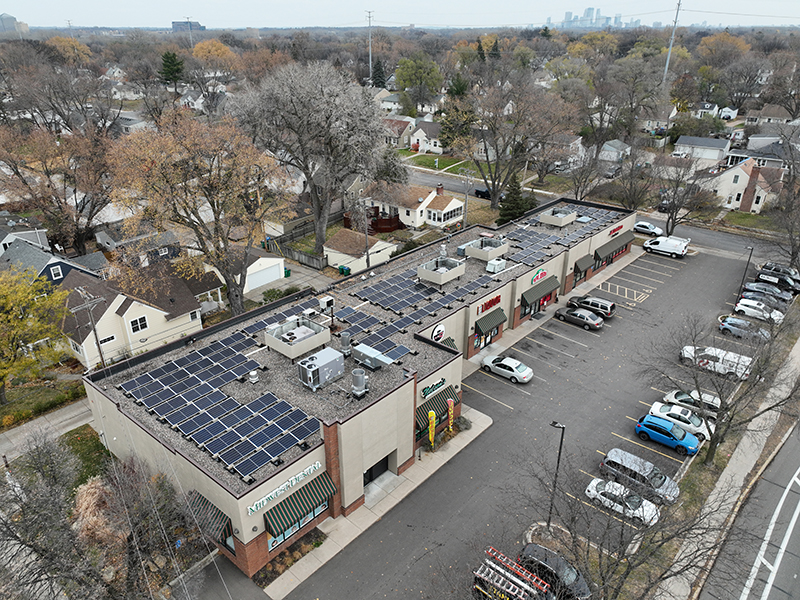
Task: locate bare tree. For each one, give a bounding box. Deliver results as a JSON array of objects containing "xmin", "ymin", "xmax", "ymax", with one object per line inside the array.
[
  {"xmin": 766, "ymin": 126, "xmax": 800, "ymax": 269},
  {"xmin": 607, "ymin": 56, "xmax": 662, "ymax": 141},
  {"xmin": 232, "ymin": 62, "xmax": 407, "ymax": 255},
  {"xmin": 718, "ymin": 53, "xmax": 770, "ymax": 110},
  {"xmin": 762, "ymin": 49, "xmax": 800, "ymax": 120},
  {"xmin": 569, "ymin": 155, "xmax": 601, "ymax": 202},
  {"xmin": 614, "ymin": 145, "xmax": 657, "ymax": 211},
  {"xmin": 652, "ymin": 155, "xmax": 718, "ymax": 236}
]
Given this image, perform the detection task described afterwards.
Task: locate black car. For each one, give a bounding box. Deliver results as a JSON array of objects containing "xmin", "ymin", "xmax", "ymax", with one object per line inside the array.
[
  {"xmin": 474, "ymin": 188, "xmax": 491, "ymax": 199},
  {"xmin": 755, "ymin": 271, "xmax": 800, "ymax": 294},
  {"xmin": 517, "ymin": 544, "xmax": 592, "ymax": 600},
  {"xmin": 758, "ymin": 261, "xmax": 800, "ymax": 280},
  {"xmin": 657, "ymin": 199, "xmax": 673, "ymax": 213}
]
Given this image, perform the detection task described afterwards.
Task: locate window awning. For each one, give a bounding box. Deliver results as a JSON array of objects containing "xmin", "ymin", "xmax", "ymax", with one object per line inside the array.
[
  {"xmin": 187, "ymin": 490, "xmax": 233, "ymax": 543},
  {"xmin": 521, "ymin": 275, "xmax": 560, "ymax": 306},
  {"xmin": 475, "ymin": 307, "xmax": 507, "ymax": 335},
  {"xmin": 263, "ymin": 472, "xmax": 337, "ymax": 536},
  {"xmin": 415, "ymin": 385, "xmax": 460, "ymax": 431},
  {"xmin": 594, "ymin": 230, "xmax": 635, "ymax": 260},
  {"xmin": 440, "ymin": 336, "xmax": 458, "ymax": 351},
  {"xmin": 575, "ymin": 255, "xmax": 594, "ymax": 273}
]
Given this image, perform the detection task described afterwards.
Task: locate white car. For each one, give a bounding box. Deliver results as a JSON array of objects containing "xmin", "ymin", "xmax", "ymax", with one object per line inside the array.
[
  {"xmin": 662, "ymin": 389, "xmax": 722, "ymax": 420},
  {"xmin": 734, "ymin": 298, "xmax": 784, "ymax": 324},
  {"xmin": 585, "ymin": 478, "xmax": 660, "ymax": 527},
  {"xmin": 649, "ymin": 402, "xmax": 714, "ymax": 441},
  {"xmin": 633, "ymin": 221, "xmax": 664, "ymax": 237},
  {"xmin": 680, "ymin": 346, "xmax": 753, "ymax": 380},
  {"xmin": 481, "ymin": 356, "xmax": 534, "ymax": 383}
]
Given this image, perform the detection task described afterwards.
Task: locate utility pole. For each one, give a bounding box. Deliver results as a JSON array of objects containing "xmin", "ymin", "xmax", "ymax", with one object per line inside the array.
[
  {"xmin": 362, "ymin": 195, "xmax": 372, "ymax": 270},
  {"xmin": 459, "ymin": 168, "xmax": 474, "ymax": 230},
  {"xmin": 71, "ymin": 288, "xmax": 107, "ymax": 370},
  {"xmin": 366, "ymin": 11, "xmax": 374, "ymax": 85},
  {"xmin": 186, "ymin": 16, "xmax": 194, "ymax": 47},
  {"xmin": 662, "ymin": 0, "xmax": 682, "ymax": 85}
]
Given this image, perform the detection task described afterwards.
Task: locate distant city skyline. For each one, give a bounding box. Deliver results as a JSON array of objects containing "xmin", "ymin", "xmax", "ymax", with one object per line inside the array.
[{"xmin": 1, "ymin": 1, "xmax": 798, "ymax": 31}]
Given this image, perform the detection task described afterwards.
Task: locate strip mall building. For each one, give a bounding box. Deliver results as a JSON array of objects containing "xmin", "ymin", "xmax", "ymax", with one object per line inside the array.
[{"xmin": 84, "ymin": 199, "xmax": 635, "ymax": 576}]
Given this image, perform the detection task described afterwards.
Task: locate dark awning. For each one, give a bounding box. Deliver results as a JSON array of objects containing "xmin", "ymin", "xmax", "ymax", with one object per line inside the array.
[
  {"xmin": 415, "ymin": 385, "xmax": 461, "ymax": 431},
  {"xmin": 264, "ymin": 472, "xmax": 337, "ymax": 536},
  {"xmin": 440, "ymin": 336, "xmax": 458, "ymax": 351},
  {"xmin": 521, "ymin": 275, "xmax": 560, "ymax": 306},
  {"xmin": 575, "ymin": 255, "xmax": 594, "ymax": 273},
  {"xmin": 475, "ymin": 307, "xmax": 507, "ymax": 335},
  {"xmin": 187, "ymin": 490, "xmax": 233, "ymax": 543},
  {"xmin": 594, "ymin": 230, "xmax": 635, "ymax": 260}
]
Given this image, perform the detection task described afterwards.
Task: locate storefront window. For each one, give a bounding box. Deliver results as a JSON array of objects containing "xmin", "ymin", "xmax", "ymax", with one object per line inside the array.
[{"xmin": 521, "ymin": 302, "xmax": 532, "ymax": 317}]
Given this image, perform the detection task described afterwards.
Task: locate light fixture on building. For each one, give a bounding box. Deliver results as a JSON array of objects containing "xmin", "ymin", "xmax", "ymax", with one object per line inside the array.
[
  {"xmin": 233, "ymin": 529, "xmax": 239, "ymax": 535},
  {"xmin": 252, "ymin": 526, "xmax": 258, "ymax": 532},
  {"xmin": 139, "ymin": 338, "xmax": 148, "ymax": 343}
]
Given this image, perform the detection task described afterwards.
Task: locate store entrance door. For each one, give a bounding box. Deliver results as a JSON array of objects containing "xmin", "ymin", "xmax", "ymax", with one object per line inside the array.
[{"xmin": 364, "ymin": 454, "xmax": 389, "ymax": 487}]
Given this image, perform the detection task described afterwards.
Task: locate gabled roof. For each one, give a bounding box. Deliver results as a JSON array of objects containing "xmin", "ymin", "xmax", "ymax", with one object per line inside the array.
[
  {"xmin": 71, "ymin": 251, "xmax": 110, "ymax": 273},
  {"xmin": 412, "ymin": 121, "xmax": 441, "ymax": 139},
  {"xmin": 364, "ymin": 183, "xmax": 435, "ymax": 210},
  {"xmin": 324, "ymin": 228, "xmax": 382, "ymax": 257},
  {"xmin": 0, "ymin": 239, "xmax": 52, "ymax": 274},
  {"xmin": 62, "ymin": 271, "xmax": 121, "ymax": 343},
  {"xmin": 383, "ymin": 118, "xmax": 412, "ymax": 137},
  {"xmin": 602, "ymin": 139, "xmax": 630, "ymax": 152},
  {"xmin": 676, "ymin": 136, "xmax": 730, "ymax": 149},
  {"xmin": 427, "ymin": 194, "xmax": 462, "ymax": 212},
  {"xmin": 750, "ymin": 104, "xmax": 792, "ymax": 120}
]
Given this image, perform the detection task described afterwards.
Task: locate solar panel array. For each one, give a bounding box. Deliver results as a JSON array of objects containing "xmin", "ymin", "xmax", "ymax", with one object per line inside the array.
[
  {"xmin": 242, "ymin": 298, "xmax": 321, "ymax": 335},
  {"xmin": 334, "ymin": 307, "xmax": 383, "ymax": 338},
  {"xmin": 118, "ymin": 334, "xmax": 321, "ymax": 480},
  {"xmin": 354, "ymin": 276, "xmax": 438, "ymax": 313}
]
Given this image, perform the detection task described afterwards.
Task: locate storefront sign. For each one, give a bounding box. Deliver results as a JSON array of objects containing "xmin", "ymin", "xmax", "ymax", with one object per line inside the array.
[
  {"xmin": 422, "ymin": 377, "xmax": 446, "ymax": 399},
  {"xmin": 530, "ymin": 268, "xmax": 547, "ymax": 284},
  {"xmin": 247, "ymin": 461, "xmax": 322, "ymax": 515},
  {"xmin": 447, "ymin": 398, "xmax": 454, "ymax": 432},
  {"xmin": 429, "ymin": 410, "xmax": 436, "ymax": 446},
  {"xmin": 477, "ymin": 295, "xmax": 501, "ymax": 315},
  {"xmin": 431, "ymin": 323, "xmax": 445, "ymax": 342},
  {"xmin": 609, "ymin": 224, "xmax": 623, "ymax": 236}
]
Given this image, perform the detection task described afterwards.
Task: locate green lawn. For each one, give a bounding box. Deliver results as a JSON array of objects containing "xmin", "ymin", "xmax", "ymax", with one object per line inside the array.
[
  {"xmin": 1, "ymin": 380, "xmax": 86, "ymax": 429},
  {"xmin": 398, "ymin": 149, "xmax": 415, "ymax": 158},
  {"xmin": 409, "ymin": 154, "xmax": 464, "ymax": 171},
  {"xmin": 528, "ymin": 174, "xmax": 574, "ymax": 195},
  {"xmin": 723, "ymin": 211, "xmax": 777, "ymax": 230},
  {"xmin": 61, "ymin": 424, "xmax": 111, "ymax": 485}
]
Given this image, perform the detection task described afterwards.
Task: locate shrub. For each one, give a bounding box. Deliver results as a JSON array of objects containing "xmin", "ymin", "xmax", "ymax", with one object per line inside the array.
[
  {"xmin": 292, "ymin": 551, "xmax": 302, "ymax": 561},
  {"xmin": 262, "ymin": 289, "xmax": 283, "ymax": 303},
  {"xmin": 2, "ymin": 415, "xmax": 14, "ymax": 428},
  {"xmin": 454, "ymin": 415, "xmax": 472, "ymax": 431}
]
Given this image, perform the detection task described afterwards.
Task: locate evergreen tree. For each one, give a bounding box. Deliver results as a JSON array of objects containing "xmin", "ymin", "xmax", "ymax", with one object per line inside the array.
[
  {"xmin": 496, "ymin": 176, "xmax": 536, "ymax": 226},
  {"xmin": 489, "ymin": 39, "xmax": 501, "ymax": 61},
  {"xmin": 476, "ymin": 38, "xmax": 486, "ymax": 62},
  {"xmin": 158, "ymin": 51, "xmax": 184, "ymax": 96},
  {"xmin": 372, "ymin": 59, "xmax": 387, "ymax": 88},
  {"xmin": 447, "ymin": 72, "xmax": 470, "ymax": 98}
]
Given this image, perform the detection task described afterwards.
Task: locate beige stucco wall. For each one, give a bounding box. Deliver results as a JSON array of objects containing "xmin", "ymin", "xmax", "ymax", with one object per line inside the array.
[
  {"xmin": 418, "ymin": 306, "xmax": 468, "ymax": 353},
  {"xmin": 466, "ymin": 280, "xmax": 515, "ymax": 344}
]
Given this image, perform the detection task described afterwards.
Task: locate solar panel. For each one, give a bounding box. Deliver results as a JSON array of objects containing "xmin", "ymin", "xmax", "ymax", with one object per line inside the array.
[
  {"xmin": 234, "ymin": 414, "xmax": 268, "ymax": 437},
  {"xmin": 149, "ymin": 362, "xmax": 181, "ymax": 379},
  {"xmin": 385, "ymin": 345, "xmax": 412, "ymax": 362},
  {"xmin": 207, "ymin": 398, "xmax": 239, "ymax": 419},
  {"xmin": 195, "ymin": 389, "xmax": 227, "ymax": 410},
  {"xmin": 129, "ymin": 380, "xmax": 164, "ymax": 400},
  {"xmin": 177, "ymin": 410, "xmax": 213, "ymax": 436},
  {"xmin": 174, "ymin": 351, "xmax": 203, "ymax": 368},
  {"xmin": 249, "ymin": 423, "xmax": 283, "ymax": 448},
  {"xmin": 164, "ymin": 403, "xmax": 201, "ymax": 426},
  {"xmin": 218, "ymin": 355, "xmax": 246, "ymax": 371},
  {"xmin": 292, "ymin": 419, "xmax": 321, "ymax": 441},
  {"xmin": 231, "ymin": 360, "xmax": 260, "ymax": 379},
  {"xmin": 140, "ymin": 387, "xmax": 175, "ymax": 409},
  {"xmin": 206, "ymin": 430, "xmax": 242, "ymax": 456},
  {"xmin": 120, "ymin": 373, "xmax": 153, "ymax": 393},
  {"xmin": 207, "ymin": 347, "xmax": 237, "ymax": 363},
  {"xmin": 276, "ymin": 409, "xmax": 306, "ymax": 430},
  {"xmin": 232, "ymin": 338, "xmax": 258, "ymax": 353},
  {"xmin": 374, "ymin": 338, "xmax": 397, "ymax": 354},
  {"xmin": 219, "ymin": 439, "xmax": 257, "ymax": 467},
  {"xmin": 182, "ymin": 382, "xmax": 213, "ymax": 404},
  {"xmin": 243, "ymin": 320, "xmax": 268, "ymax": 335},
  {"xmin": 348, "ymin": 311, "xmax": 371, "ymax": 324},
  {"xmin": 359, "ymin": 333, "xmax": 382, "ymax": 347},
  {"xmin": 171, "ymin": 375, "xmax": 201, "ymax": 395},
  {"xmin": 265, "ymin": 434, "xmax": 299, "ymax": 459},
  {"xmin": 262, "ymin": 400, "xmax": 292, "ymax": 422},
  {"xmin": 394, "ymin": 316, "xmax": 415, "ymax": 329},
  {"xmin": 340, "ymin": 323, "xmax": 365, "ymax": 337},
  {"xmin": 220, "ymin": 405, "xmax": 254, "ymax": 429},
  {"xmin": 233, "ymin": 449, "xmax": 271, "ymax": 478},
  {"xmin": 153, "ymin": 396, "xmax": 187, "ymax": 418},
  {"xmin": 195, "ymin": 364, "xmax": 225, "ymax": 381},
  {"xmin": 197, "ymin": 341, "xmax": 226, "ymax": 356},
  {"xmin": 249, "ymin": 393, "xmax": 279, "ymax": 413},
  {"xmin": 220, "ymin": 332, "xmax": 246, "ymax": 346},
  {"xmin": 335, "ymin": 306, "xmax": 355, "ymax": 320},
  {"xmin": 184, "ymin": 357, "xmax": 213, "ymax": 375},
  {"xmin": 191, "ymin": 421, "xmax": 227, "ymax": 446}
]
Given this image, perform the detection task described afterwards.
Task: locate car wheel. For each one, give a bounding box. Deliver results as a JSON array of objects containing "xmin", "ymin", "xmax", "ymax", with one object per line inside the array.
[
  {"xmin": 736, "ymin": 309, "xmax": 746, "ymax": 315},
  {"xmin": 558, "ymin": 314, "xmax": 566, "ymax": 321},
  {"xmin": 670, "ymin": 252, "xmax": 678, "ymax": 259},
  {"xmin": 676, "ymin": 446, "xmax": 688, "ymax": 456},
  {"xmin": 651, "ymin": 232, "xmax": 658, "ymax": 237},
  {"xmin": 638, "ymin": 432, "xmax": 650, "ymax": 441},
  {"xmin": 645, "ymin": 247, "xmax": 653, "ymax": 253},
  {"xmin": 483, "ymin": 365, "xmax": 491, "ymax": 373},
  {"xmin": 696, "ymin": 433, "xmax": 705, "ymax": 442},
  {"xmin": 584, "ymin": 324, "xmax": 591, "ymax": 330},
  {"xmin": 510, "ymin": 377, "xmax": 518, "ymax": 384},
  {"xmin": 721, "ymin": 329, "xmax": 731, "ymax": 336},
  {"xmin": 654, "ymin": 496, "xmax": 665, "ymax": 506},
  {"xmin": 634, "ymin": 516, "xmax": 644, "ymax": 526},
  {"xmin": 592, "ymin": 498, "xmax": 602, "ymax": 507},
  {"xmin": 725, "ymin": 372, "xmax": 737, "ymax": 380}
]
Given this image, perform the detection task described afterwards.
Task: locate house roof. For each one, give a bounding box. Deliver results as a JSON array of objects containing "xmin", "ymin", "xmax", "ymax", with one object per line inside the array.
[
  {"xmin": 0, "ymin": 239, "xmax": 52, "ymax": 274},
  {"xmin": 181, "ymin": 269, "xmax": 224, "ymax": 297},
  {"xmin": 427, "ymin": 194, "xmax": 462, "ymax": 212},
  {"xmin": 383, "ymin": 118, "xmax": 411, "ymax": 137},
  {"xmin": 70, "ymin": 251, "xmax": 110, "ymax": 273},
  {"xmin": 62, "ymin": 271, "xmax": 121, "ymax": 344},
  {"xmin": 364, "ymin": 183, "xmax": 435, "ymax": 210},
  {"xmin": 602, "ymin": 139, "xmax": 630, "ymax": 152},
  {"xmin": 751, "ymin": 104, "xmax": 792, "ymax": 120},
  {"xmin": 676, "ymin": 136, "xmax": 730, "ymax": 149},
  {"xmin": 696, "ymin": 102, "xmax": 718, "ymax": 110},
  {"xmin": 412, "ymin": 121, "xmax": 441, "ymax": 139},
  {"xmin": 324, "ymin": 228, "xmax": 382, "ymax": 257}
]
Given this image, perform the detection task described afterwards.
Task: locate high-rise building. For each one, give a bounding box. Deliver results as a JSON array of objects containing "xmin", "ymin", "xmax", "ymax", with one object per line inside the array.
[
  {"xmin": 564, "ymin": 11, "xmax": 573, "ymax": 24},
  {"xmin": 614, "ymin": 14, "xmax": 622, "ymax": 26},
  {"xmin": 0, "ymin": 13, "xmax": 17, "ymax": 33},
  {"xmin": 172, "ymin": 20, "xmax": 206, "ymax": 33},
  {"xmin": 594, "ymin": 9, "xmax": 602, "ymax": 25}
]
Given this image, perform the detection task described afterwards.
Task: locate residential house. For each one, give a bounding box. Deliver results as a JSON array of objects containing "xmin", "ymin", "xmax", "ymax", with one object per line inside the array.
[
  {"xmin": 323, "ymin": 227, "xmax": 396, "ymax": 274},
  {"xmin": 720, "ymin": 106, "xmax": 739, "ymax": 120},
  {"xmin": 641, "ymin": 104, "xmax": 678, "ymax": 131},
  {"xmin": 364, "ymin": 183, "xmax": 464, "ymax": 231},
  {"xmin": 0, "ymin": 239, "xmax": 99, "ymax": 284},
  {"xmin": 418, "ymin": 94, "xmax": 446, "ymax": 115},
  {"xmin": 367, "ymin": 87, "xmax": 392, "ymax": 104},
  {"xmin": 725, "ymin": 135, "xmax": 790, "ymax": 169},
  {"xmin": 61, "ymin": 268, "xmax": 204, "ymax": 369},
  {"xmin": 0, "ymin": 212, "xmax": 49, "ymax": 255},
  {"xmin": 549, "ymin": 134, "xmax": 586, "ymax": 166},
  {"xmin": 674, "ymin": 136, "xmax": 731, "ymax": 162},
  {"xmin": 113, "ymin": 112, "xmax": 149, "ymax": 135},
  {"xmin": 179, "ymin": 90, "xmax": 205, "ymax": 112},
  {"xmin": 745, "ymin": 104, "xmax": 794, "ymax": 126},
  {"xmin": 696, "ymin": 158, "xmax": 783, "ymax": 214},
  {"xmin": 383, "ymin": 118, "xmax": 414, "ymax": 149},
  {"xmin": 690, "ymin": 102, "xmax": 719, "ymax": 119},
  {"xmin": 410, "ymin": 121, "xmax": 443, "ymax": 154},
  {"xmin": 598, "ymin": 139, "xmax": 631, "ymax": 163},
  {"xmin": 95, "ymin": 226, "xmax": 181, "ymax": 267},
  {"xmin": 380, "ymin": 93, "xmax": 403, "ymax": 113}
]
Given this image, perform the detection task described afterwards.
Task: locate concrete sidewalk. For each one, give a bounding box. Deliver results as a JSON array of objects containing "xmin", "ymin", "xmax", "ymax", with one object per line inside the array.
[{"xmin": 0, "ymin": 398, "xmax": 93, "ymax": 461}]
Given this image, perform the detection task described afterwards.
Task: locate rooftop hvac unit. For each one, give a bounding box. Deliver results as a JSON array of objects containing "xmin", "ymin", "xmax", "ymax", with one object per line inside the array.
[
  {"xmin": 280, "ymin": 325, "xmax": 316, "ymax": 345},
  {"xmin": 457, "ymin": 243, "xmax": 470, "ymax": 257},
  {"xmin": 352, "ymin": 343, "xmax": 393, "ymax": 370},
  {"xmin": 486, "ymin": 258, "xmax": 506, "ymax": 273},
  {"xmin": 297, "ymin": 347, "xmax": 345, "ymax": 391},
  {"xmin": 319, "ymin": 295, "xmax": 334, "ymax": 311},
  {"xmin": 302, "ymin": 308, "xmax": 318, "ymax": 318}
]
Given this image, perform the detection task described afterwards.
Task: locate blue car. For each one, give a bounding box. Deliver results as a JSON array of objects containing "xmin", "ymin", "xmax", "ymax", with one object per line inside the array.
[{"xmin": 635, "ymin": 414, "xmax": 699, "ymax": 456}]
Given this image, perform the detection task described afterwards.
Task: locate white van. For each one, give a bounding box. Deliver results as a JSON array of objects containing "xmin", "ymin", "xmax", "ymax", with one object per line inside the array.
[{"xmin": 643, "ymin": 235, "xmax": 691, "ymax": 258}]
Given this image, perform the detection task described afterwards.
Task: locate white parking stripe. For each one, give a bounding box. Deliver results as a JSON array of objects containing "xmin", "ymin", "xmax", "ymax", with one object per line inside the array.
[
  {"xmin": 510, "ymin": 347, "xmax": 563, "ymax": 370},
  {"xmin": 629, "ymin": 264, "xmax": 673, "ymax": 277},
  {"xmin": 525, "ymin": 337, "xmax": 577, "ymax": 358},
  {"xmin": 540, "ymin": 326, "xmax": 593, "ymax": 345}
]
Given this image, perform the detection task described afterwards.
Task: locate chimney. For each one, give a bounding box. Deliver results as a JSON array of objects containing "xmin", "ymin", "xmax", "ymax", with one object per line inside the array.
[{"xmin": 436, "ymin": 183, "xmax": 444, "ymax": 195}]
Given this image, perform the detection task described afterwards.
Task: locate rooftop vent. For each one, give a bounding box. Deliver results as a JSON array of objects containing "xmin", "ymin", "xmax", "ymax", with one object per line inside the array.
[
  {"xmin": 351, "ymin": 368, "xmax": 369, "ymax": 398},
  {"xmin": 352, "ymin": 343, "xmax": 393, "ymax": 370}
]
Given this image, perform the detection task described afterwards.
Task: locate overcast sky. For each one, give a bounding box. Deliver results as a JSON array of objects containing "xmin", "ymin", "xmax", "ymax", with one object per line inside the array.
[{"xmin": 5, "ymin": 1, "xmax": 799, "ymax": 31}]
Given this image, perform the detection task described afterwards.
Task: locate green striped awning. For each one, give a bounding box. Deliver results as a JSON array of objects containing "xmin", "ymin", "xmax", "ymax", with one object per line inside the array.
[
  {"xmin": 521, "ymin": 275, "xmax": 560, "ymax": 306},
  {"xmin": 475, "ymin": 307, "xmax": 507, "ymax": 335},
  {"xmin": 595, "ymin": 230, "xmax": 635, "ymax": 260},
  {"xmin": 264, "ymin": 472, "xmax": 337, "ymax": 536},
  {"xmin": 440, "ymin": 336, "xmax": 458, "ymax": 351},
  {"xmin": 415, "ymin": 385, "xmax": 460, "ymax": 431},
  {"xmin": 575, "ymin": 254, "xmax": 594, "ymax": 273},
  {"xmin": 187, "ymin": 490, "xmax": 233, "ymax": 543}
]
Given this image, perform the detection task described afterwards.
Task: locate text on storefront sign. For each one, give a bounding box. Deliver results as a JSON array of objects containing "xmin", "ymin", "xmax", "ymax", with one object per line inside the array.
[
  {"xmin": 247, "ymin": 461, "xmax": 322, "ymax": 515},
  {"xmin": 530, "ymin": 268, "xmax": 547, "ymax": 284},
  {"xmin": 477, "ymin": 295, "xmax": 501, "ymax": 315},
  {"xmin": 609, "ymin": 225, "xmax": 623, "ymax": 236},
  {"xmin": 422, "ymin": 377, "xmax": 446, "ymax": 399}
]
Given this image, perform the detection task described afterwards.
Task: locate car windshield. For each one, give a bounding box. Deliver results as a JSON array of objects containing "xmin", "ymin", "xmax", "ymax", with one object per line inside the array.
[
  {"xmin": 670, "ymin": 424, "xmax": 686, "ymax": 440},
  {"xmin": 515, "ymin": 364, "xmax": 528, "ymax": 373},
  {"xmin": 648, "ymin": 466, "xmax": 667, "ymax": 487},
  {"xmin": 625, "ymin": 493, "xmax": 643, "ymax": 510},
  {"xmin": 688, "ymin": 413, "xmax": 703, "ymax": 427},
  {"xmin": 557, "ymin": 562, "xmax": 579, "ymax": 585}
]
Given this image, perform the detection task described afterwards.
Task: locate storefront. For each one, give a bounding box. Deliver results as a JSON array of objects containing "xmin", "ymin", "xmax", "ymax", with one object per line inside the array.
[
  {"xmin": 472, "ymin": 307, "xmax": 507, "ymax": 353},
  {"xmin": 519, "ymin": 274, "xmax": 560, "ymax": 324},
  {"xmin": 572, "ymin": 255, "xmax": 594, "ymax": 290},
  {"xmin": 593, "ymin": 230, "xmax": 635, "ymax": 272},
  {"xmin": 414, "ymin": 384, "xmax": 461, "ymax": 443}
]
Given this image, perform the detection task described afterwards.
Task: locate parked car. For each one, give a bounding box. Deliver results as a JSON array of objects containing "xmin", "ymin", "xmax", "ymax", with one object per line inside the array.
[
  {"xmin": 718, "ymin": 315, "xmax": 770, "ymax": 341},
  {"xmin": 633, "ymin": 221, "xmax": 664, "ymax": 237},
  {"xmin": 643, "ymin": 236, "xmax": 691, "ymax": 258},
  {"xmin": 584, "ymin": 478, "xmax": 660, "ymax": 527},
  {"xmin": 755, "ymin": 271, "xmax": 800, "ymax": 294},
  {"xmin": 566, "ymin": 295, "xmax": 616, "ymax": 318},
  {"xmin": 481, "ymin": 355, "xmax": 534, "ymax": 383},
  {"xmin": 635, "ymin": 414, "xmax": 699, "ymax": 456},
  {"xmin": 517, "ymin": 544, "xmax": 593, "ymax": 600},
  {"xmin": 555, "ymin": 307, "xmax": 604, "ymax": 330},
  {"xmin": 657, "ymin": 199, "xmax": 673, "ymax": 213},
  {"xmin": 758, "ymin": 261, "xmax": 800, "ymax": 280},
  {"xmin": 680, "ymin": 346, "xmax": 752, "ymax": 380},
  {"xmin": 740, "ymin": 291, "xmax": 788, "ymax": 311},
  {"xmin": 742, "ymin": 282, "xmax": 793, "ymax": 304},
  {"xmin": 474, "ymin": 188, "xmax": 491, "ymax": 199},
  {"xmin": 663, "ymin": 389, "xmax": 722, "ymax": 420},
  {"xmin": 604, "ymin": 165, "xmax": 622, "ymax": 178},
  {"xmin": 649, "ymin": 402, "xmax": 714, "ymax": 441},
  {"xmin": 734, "ymin": 298, "xmax": 784, "ymax": 324},
  {"xmin": 599, "ymin": 448, "xmax": 680, "ymax": 505}
]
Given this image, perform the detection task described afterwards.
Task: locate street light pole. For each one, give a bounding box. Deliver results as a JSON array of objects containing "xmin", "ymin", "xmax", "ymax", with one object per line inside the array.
[
  {"xmin": 738, "ymin": 246, "xmax": 754, "ymax": 299},
  {"xmin": 546, "ymin": 421, "xmax": 566, "ymax": 530}
]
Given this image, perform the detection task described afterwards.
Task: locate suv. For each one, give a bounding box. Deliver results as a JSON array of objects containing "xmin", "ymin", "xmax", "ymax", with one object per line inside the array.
[
  {"xmin": 599, "ymin": 448, "xmax": 680, "ymax": 505},
  {"xmin": 758, "ymin": 262, "xmax": 800, "ymax": 280},
  {"xmin": 755, "ymin": 270, "xmax": 800, "ymax": 294},
  {"xmin": 566, "ymin": 295, "xmax": 616, "ymax": 318},
  {"xmin": 517, "ymin": 544, "xmax": 592, "ymax": 600},
  {"xmin": 474, "ymin": 188, "xmax": 491, "ymax": 199}
]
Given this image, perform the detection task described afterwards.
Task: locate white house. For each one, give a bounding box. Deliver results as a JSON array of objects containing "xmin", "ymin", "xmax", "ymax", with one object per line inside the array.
[
  {"xmin": 690, "ymin": 102, "xmax": 719, "ymax": 119},
  {"xmin": 744, "ymin": 104, "xmax": 794, "ymax": 126},
  {"xmin": 323, "ymin": 228, "xmax": 397, "ymax": 273},
  {"xmin": 364, "ymin": 183, "xmax": 464, "ymax": 230},
  {"xmin": 598, "ymin": 139, "xmax": 631, "ymax": 163},
  {"xmin": 207, "ymin": 253, "xmax": 285, "ymax": 295},
  {"xmin": 641, "ymin": 104, "xmax": 678, "ymax": 131},
  {"xmin": 674, "ymin": 136, "xmax": 731, "ymax": 162},
  {"xmin": 410, "ymin": 121, "xmax": 443, "ymax": 154},
  {"xmin": 380, "ymin": 93, "xmax": 403, "ymax": 113},
  {"xmin": 719, "ymin": 106, "xmax": 739, "ymax": 120},
  {"xmin": 696, "ymin": 158, "xmax": 783, "ymax": 214}
]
